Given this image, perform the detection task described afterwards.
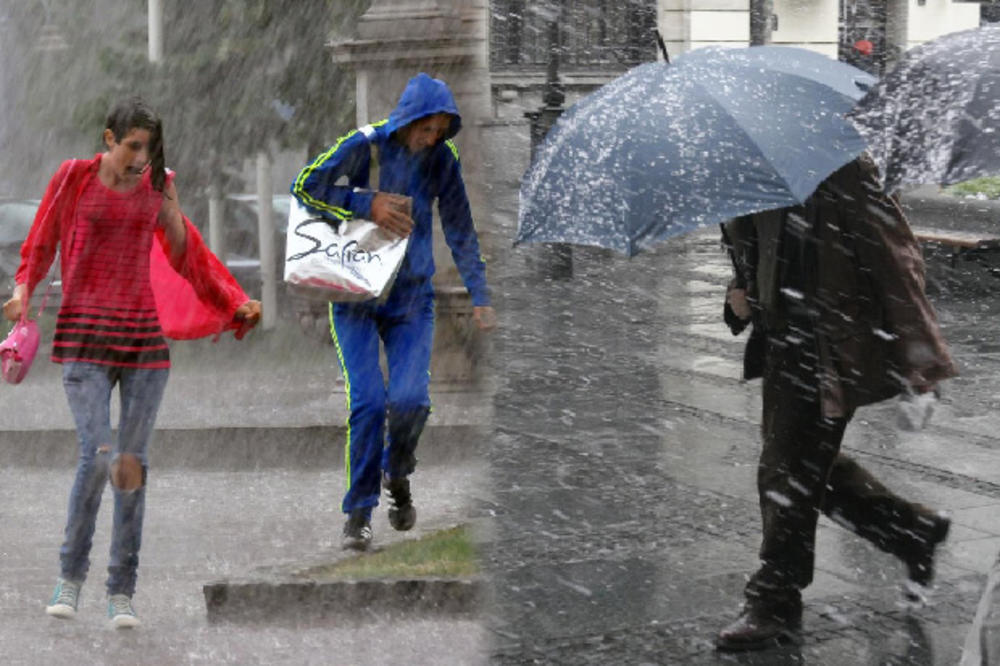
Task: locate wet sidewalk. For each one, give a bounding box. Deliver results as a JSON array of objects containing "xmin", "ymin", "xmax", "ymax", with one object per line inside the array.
[
  {"xmin": 483, "ymin": 224, "xmax": 1000, "ymax": 664},
  {"xmin": 0, "ymin": 465, "xmax": 490, "ymax": 665}
]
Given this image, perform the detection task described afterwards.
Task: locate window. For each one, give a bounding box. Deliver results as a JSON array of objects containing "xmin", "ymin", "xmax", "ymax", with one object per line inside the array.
[{"xmin": 490, "ymin": 0, "xmax": 657, "ymax": 72}]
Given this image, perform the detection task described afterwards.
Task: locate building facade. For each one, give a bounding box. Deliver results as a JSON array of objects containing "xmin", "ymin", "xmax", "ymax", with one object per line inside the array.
[{"xmin": 487, "ymin": 0, "xmax": 981, "ymax": 117}]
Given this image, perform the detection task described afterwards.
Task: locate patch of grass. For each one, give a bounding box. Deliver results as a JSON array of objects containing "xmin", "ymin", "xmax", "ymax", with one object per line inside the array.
[
  {"xmin": 946, "ymin": 176, "xmax": 1000, "ymax": 200},
  {"xmin": 298, "ymin": 525, "xmax": 479, "ymax": 581}
]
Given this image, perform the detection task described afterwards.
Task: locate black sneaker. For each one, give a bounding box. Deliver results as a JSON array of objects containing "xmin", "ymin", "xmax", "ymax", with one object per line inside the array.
[
  {"xmin": 383, "ymin": 475, "xmax": 417, "ymax": 531},
  {"xmin": 342, "ymin": 510, "xmax": 373, "ymax": 551},
  {"xmin": 901, "ymin": 512, "xmax": 951, "ymax": 605}
]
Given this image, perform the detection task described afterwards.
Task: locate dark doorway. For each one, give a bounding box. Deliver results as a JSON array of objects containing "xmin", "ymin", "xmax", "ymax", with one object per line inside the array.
[
  {"xmin": 983, "ymin": 3, "xmax": 1000, "ymax": 25},
  {"xmin": 839, "ymin": 0, "xmax": 887, "ymax": 75}
]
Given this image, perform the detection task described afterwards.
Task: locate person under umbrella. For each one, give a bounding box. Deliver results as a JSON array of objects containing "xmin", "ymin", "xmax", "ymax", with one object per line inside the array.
[{"xmin": 716, "ymin": 154, "xmax": 955, "ymax": 651}]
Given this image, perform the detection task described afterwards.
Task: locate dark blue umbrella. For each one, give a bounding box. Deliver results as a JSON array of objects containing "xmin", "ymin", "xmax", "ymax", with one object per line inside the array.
[
  {"xmin": 516, "ymin": 46, "xmax": 876, "ymax": 256},
  {"xmin": 850, "ymin": 25, "xmax": 1000, "ymax": 193}
]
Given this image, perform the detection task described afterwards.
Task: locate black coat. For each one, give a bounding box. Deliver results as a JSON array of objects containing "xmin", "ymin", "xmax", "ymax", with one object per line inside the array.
[{"xmin": 722, "ymin": 157, "xmax": 957, "ymax": 416}]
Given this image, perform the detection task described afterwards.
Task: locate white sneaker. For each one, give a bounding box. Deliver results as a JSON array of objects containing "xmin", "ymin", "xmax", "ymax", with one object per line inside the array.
[
  {"xmin": 45, "ymin": 578, "xmax": 81, "ymax": 619},
  {"xmin": 107, "ymin": 594, "xmax": 141, "ymax": 629}
]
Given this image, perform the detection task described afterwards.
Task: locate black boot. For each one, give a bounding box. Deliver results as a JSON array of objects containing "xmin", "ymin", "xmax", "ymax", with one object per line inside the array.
[
  {"xmin": 901, "ymin": 511, "xmax": 950, "ymax": 604},
  {"xmin": 716, "ymin": 599, "xmax": 802, "ymax": 652},
  {"xmin": 383, "ymin": 475, "xmax": 417, "ymax": 531}
]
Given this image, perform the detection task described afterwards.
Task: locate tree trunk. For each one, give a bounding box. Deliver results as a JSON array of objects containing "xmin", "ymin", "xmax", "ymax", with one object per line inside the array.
[{"xmin": 256, "ymin": 151, "xmax": 276, "ymax": 330}]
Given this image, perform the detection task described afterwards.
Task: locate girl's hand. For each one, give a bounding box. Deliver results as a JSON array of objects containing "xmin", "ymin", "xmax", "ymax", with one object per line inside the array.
[
  {"xmin": 233, "ymin": 300, "xmax": 262, "ymax": 339},
  {"xmin": 3, "ymin": 285, "xmax": 27, "ymax": 322}
]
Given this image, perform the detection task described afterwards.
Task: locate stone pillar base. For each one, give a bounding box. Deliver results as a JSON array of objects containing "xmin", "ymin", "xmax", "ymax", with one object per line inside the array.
[{"xmin": 430, "ymin": 285, "xmax": 485, "ymax": 389}]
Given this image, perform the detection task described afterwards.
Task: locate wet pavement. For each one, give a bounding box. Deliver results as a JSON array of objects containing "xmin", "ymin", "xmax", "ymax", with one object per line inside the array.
[
  {"xmin": 0, "ymin": 293, "xmax": 491, "ymax": 664},
  {"xmin": 0, "ymin": 464, "xmax": 489, "ymax": 665}
]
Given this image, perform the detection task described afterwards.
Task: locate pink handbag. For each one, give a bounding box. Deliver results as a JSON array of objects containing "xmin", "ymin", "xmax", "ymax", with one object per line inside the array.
[
  {"xmin": 0, "ymin": 317, "xmax": 40, "ymax": 384},
  {"xmin": 1, "ymin": 282, "xmax": 52, "ymax": 385},
  {"xmin": 4, "ymin": 173, "xmax": 77, "ymax": 384}
]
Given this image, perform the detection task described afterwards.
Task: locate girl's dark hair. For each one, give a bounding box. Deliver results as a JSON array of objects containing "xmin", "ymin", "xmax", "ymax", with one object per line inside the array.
[{"xmin": 104, "ymin": 96, "xmax": 166, "ymax": 192}]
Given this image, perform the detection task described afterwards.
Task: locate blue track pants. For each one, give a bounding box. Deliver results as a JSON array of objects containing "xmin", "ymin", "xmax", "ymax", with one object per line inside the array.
[{"xmin": 329, "ymin": 281, "xmax": 434, "ymax": 516}]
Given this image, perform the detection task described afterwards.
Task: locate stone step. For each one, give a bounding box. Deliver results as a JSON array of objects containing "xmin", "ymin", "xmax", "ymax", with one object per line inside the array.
[{"xmin": 0, "ymin": 424, "xmax": 486, "ymax": 470}]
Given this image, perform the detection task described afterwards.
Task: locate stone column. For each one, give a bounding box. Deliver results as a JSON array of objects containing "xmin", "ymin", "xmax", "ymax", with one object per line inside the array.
[
  {"xmin": 749, "ymin": 0, "xmax": 773, "ymax": 45},
  {"xmin": 332, "ymin": 0, "xmax": 492, "ymax": 388},
  {"xmin": 884, "ymin": 0, "xmax": 908, "ymax": 71}
]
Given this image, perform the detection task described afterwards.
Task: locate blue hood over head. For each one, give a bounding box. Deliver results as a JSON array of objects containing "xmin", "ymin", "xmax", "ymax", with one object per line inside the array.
[{"xmin": 386, "ymin": 72, "xmax": 462, "ymax": 140}]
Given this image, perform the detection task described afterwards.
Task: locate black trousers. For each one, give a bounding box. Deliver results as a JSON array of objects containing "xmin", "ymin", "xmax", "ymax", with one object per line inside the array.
[{"xmin": 746, "ymin": 335, "xmax": 934, "ymax": 613}]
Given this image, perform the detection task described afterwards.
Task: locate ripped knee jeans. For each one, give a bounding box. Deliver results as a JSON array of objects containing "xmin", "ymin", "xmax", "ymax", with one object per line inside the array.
[{"xmin": 59, "ymin": 362, "xmax": 169, "ymax": 597}]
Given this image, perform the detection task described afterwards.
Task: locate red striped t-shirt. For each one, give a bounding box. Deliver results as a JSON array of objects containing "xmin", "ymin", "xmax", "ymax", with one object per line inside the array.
[{"xmin": 53, "ymin": 169, "xmax": 170, "ymax": 368}]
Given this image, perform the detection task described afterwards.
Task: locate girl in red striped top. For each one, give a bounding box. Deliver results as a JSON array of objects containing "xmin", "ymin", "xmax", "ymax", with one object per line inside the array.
[
  {"xmin": 2, "ymin": 97, "xmax": 261, "ymax": 629},
  {"xmin": 53, "ymin": 143, "xmax": 173, "ymax": 369}
]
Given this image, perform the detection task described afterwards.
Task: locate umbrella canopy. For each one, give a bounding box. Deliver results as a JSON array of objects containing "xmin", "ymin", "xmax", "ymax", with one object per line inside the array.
[
  {"xmin": 516, "ymin": 46, "xmax": 875, "ymax": 256},
  {"xmin": 850, "ymin": 25, "xmax": 1000, "ymax": 193}
]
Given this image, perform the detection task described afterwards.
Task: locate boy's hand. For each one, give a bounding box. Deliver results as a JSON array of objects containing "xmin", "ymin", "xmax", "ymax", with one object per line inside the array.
[
  {"xmin": 370, "ymin": 193, "xmax": 414, "ymax": 238},
  {"xmin": 473, "ymin": 306, "xmax": 497, "ymax": 332}
]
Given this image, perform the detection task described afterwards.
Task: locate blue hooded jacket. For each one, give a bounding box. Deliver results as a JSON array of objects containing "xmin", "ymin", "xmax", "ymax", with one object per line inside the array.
[{"xmin": 290, "ymin": 73, "xmax": 489, "ymax": 306}]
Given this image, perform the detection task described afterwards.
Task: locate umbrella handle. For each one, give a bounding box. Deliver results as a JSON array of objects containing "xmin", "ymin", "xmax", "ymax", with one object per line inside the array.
[{"xmin": 655, "ymin": 30, "xmax": 670, "ymax": 64}]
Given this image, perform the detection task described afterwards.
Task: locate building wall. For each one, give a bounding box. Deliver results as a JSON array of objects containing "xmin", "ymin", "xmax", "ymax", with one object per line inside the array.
[
  {"xmin": 906, "ymin": 0, "xmax": 979, "ymax": 45},
  {"xmin": 659, "ymin": 0, "xmax": 750, "ymax": 57},
  {"xmin": 771, "ymin": 0, "xmax": 838, "ymax": 55},
  {"xmin": 653, "ymin": 0, "xmax": 981, "ymax": 60}
]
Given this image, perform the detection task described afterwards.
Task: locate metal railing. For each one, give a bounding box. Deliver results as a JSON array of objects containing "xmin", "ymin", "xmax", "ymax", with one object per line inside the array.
[{"xmin": 490, "ymin": 0, "xmax": 657, "ymax": 72}]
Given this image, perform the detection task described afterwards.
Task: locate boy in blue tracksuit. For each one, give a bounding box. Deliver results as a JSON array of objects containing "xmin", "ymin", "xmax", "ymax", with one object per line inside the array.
[{"xmin": 291, "ymin": 73, "xmax": 496, "ymax": 549}]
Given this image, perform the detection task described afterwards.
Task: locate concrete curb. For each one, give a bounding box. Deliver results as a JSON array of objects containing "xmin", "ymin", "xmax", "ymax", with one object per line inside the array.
[
  {"xmin": 203, "ymin": 577, "xmax": 486, "ymax": 623},
  {"xmin": 961, "ymin": 551, "xmax": 1000, "ymax": 666},
  {"xmin": 899, "ymin": 189, "xmax": 1000, "ymax": 294},
  {"xmin": 0, "ymin": 424, "xmax": 487, "ymax": 469},
  {"xmin": 900, "ymin": 188, "xmax": 1000, "ymax": 236}
]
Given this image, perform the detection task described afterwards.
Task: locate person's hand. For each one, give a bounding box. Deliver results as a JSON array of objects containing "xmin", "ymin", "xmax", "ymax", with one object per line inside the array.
[
  {"xmin": 726, "ymin": 286, "xmax": 752, "ymax": 320},
  {"xmin": 473, "ymin": 306, "xmax": 497, "ymax": 332},
  {"xmin": 370, "ymin": 193, "xmax": 414, "ymax": 238},
  {"xmin": 233, "ymin": 300, "xmax": 262, "ymax": 339},
  {"xmin": 3, "ymin": 285, "xmax": 27, "ymax": 322}
]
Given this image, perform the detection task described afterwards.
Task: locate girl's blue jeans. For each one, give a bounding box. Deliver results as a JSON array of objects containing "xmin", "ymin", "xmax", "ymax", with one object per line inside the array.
[{"xmin": 58, "ymin": 361, "xmax": 169, "ymax": 597}]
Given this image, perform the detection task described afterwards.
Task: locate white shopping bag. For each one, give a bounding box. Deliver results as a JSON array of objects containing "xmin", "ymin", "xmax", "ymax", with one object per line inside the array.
[{"xmin": 284, "ymin": 198, "xmax": 409, "ymax": 302}]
